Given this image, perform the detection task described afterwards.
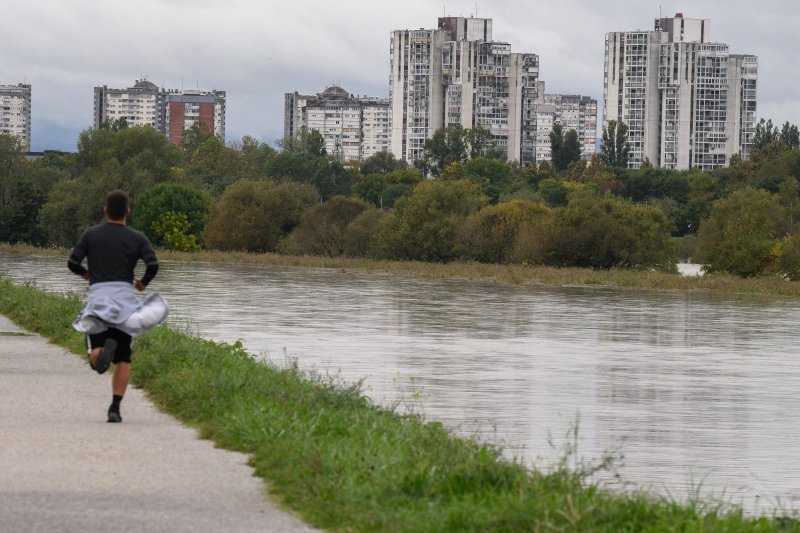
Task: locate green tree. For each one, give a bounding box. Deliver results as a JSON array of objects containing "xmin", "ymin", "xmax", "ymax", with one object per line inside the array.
[
  {"xmin": 465, "ymin": 125, "xmax": 503, "ymax": 160},
  {"xmin": 131, "ymin": 183, "xmax": 211, "ymax": 246},
  {"xmin": 0, "ymin": 164, "xmax": 65, "ymax": 245},
  {"xmin": 373, "ymin": 180, "xmax": 487, "ymax": 261},
  {"xmin": 422, "ymin": 125, "xmax": 503, "ymax": 175},
  {"xmin": 549, "ymin": 123, "xmax": 565, "ymax": 172},
  {"xmin": 239, "ymin": 135, "xmax": 276, "ymax": 176},
  {"xmin": 0, "ymin": 134, "xmax": 25, "ymax": 209},
  {"xmin": 352, "ymin": 173, "xmax": 388, "ymax": 207},
  {"xmin": 75, "ymin": 125, "xmax": 182, "ymax": 197},
  {"xmin": 696, "ymin": 188, "xmax": 784, "ymax": 277},
  {"xmin": 359, "ymin": 151, "xmax": 406, "ymax": 175},
  {"xmin": 181, "ymin": 122, "xmax": 214, "ymax": 160},
  {"xmin": 40, "ymin": 177, "xmax": 113, "ymax": 247},
  {"xmin": 778, "ymin": 176, "xmax": 799, "ymax": 231},
  {"xmin": 203, "ymin": 180, "xmax": 316, "ymax": 252},
  {"xmin": 549, "ymin": 124, "xmax": 582, "ymax": 172},
  {"xmin": 423, "ymin": 125, "xmax": 469, "ymax": 174},
  {"xmin": 780, "ymin": 122, "xmax": 800, "ymax": 149},
  {"xmin": 311, "ymin": 159, "xmax": 357, "ymax": 200},
  {"xmin": 186, "ymin": 136, "xmax": 252, "ymax": 196},
  {"xmin": 600, "ymin": 120, "xmax": 630, "ymax": 168},
  {"xmin": 537, "ymin": 178, "xmax": 568, "ymax": 207},
  {"xmin": 779, "ymin": 234, "xmax": 800, "ymax": 280},
  {"xmin": 265, "ymin": 131, "xmax": 329, "ymax": 183},
  {"xmin": 281, "ymin": 196, "xmax": 371, "ymax": 257},
  {"xmin": 753, "ymin": 118, "xmax": 780, "ymax": 151}
]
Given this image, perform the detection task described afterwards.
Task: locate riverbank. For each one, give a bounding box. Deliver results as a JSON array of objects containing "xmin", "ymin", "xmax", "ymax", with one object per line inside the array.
[
  {"xmin": 3, "ymin": 243, "xmax": 800, "ymax": 298},
  {"xmin": 1, "ymin": 276, "xmax": 795, "ymax": 530}
]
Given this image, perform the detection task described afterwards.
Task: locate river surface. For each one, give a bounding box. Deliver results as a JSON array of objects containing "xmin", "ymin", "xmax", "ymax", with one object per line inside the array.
[{"xmin": 2, "ymin": 253, "xmax": 799, "ymax": 513}]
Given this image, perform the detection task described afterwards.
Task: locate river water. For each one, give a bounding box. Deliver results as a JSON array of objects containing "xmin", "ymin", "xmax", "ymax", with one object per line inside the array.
[{"xmin": 2, "ymin": 253, "xmax": 799, "ymax": 513}]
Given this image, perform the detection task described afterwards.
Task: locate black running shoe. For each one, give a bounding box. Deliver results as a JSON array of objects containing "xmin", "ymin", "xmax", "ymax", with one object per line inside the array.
[
  {"xmin": 107, "ymin": 408, "xmax": 122, "ymax": 423},
  {"xmin": 95, "ymin": 338, "xmax": 117, "ymax": 375}
]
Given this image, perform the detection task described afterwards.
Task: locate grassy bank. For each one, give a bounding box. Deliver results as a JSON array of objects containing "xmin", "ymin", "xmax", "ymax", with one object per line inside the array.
[
  {"xmin": 1, "ymin": 277, "xmax": 796, "ymax": 531},
  {"xmin": 3, "ymin": 243, "xmax": 800, "ymax": 298}
]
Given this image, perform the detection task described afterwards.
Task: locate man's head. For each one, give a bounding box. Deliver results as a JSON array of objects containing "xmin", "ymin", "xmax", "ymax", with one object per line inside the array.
[{"xmin": 105, "ymin": 189, "xmax": 130, "ymax": 221}]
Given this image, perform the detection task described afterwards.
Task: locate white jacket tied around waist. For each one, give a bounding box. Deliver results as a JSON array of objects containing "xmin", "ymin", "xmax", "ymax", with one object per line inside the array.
[{"xmin": 73, "ymin": 281, "xmax": 169, "ymax": 337}]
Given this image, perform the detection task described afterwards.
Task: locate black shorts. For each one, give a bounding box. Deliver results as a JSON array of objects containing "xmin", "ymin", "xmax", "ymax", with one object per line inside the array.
[{"xmin": 87, "ymin": 328, "xmax": 133, "ymax": 364}]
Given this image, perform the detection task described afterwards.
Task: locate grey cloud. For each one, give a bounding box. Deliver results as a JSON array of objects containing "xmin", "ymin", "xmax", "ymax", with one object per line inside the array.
[{"xmin": 1, "ymin": 0, "xmax": 797, "ymax": 151}]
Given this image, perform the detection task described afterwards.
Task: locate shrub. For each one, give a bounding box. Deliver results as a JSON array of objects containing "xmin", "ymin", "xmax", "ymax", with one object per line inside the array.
[
  {"xmin": 280, "ymin": 196, "xmax": 371, "ymax": 257},
  {"xmin": 374, "ymin": 180, "xmax": 487, "ymax": 262},
  {"xmin": 513, "ymin": 195, "xmax": 676, "ymax": 271},
  {"xmin": 697, "ymin": 188, "xmax": 784, "ymax": 277},
  {"xmin": 779, "ymin": 234, "xmax": 800, "ymax": 281},
  {"xmin": 203, "ymin": 180, "xmax": 317, "ymax": 252},
  {"xmin": 459, "ymin": 200, "xmax": 551, "ymax": 263},
  {"xmin": 131, "ymin": 182, "xmax": 211, "ymax": 246},
  {"xmin": 342, "ymin": 208, "xmax": 387, "ymax": 258}
]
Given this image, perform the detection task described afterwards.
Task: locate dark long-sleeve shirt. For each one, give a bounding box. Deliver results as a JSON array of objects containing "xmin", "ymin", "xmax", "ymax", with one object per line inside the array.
[{"xmin": 68, "ymin": 222, "xmax": 159, "ymax": 286}]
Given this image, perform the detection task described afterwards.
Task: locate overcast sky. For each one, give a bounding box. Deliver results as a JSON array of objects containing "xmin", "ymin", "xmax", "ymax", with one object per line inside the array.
[{"xmin": 3, "ymin": 0, "xmax": 798, "ymax": 151}]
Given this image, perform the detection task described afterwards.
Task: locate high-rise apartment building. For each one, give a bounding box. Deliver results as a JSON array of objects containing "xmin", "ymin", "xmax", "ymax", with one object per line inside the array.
[
  {"xmin": 390, "ymin": 17, "xmax": 540, "ymax": 165},
  {"xmin": 284, "ymin": 86, "xmax": 390, "ymax": 161},
  {"xmin": 0, "ymin": 84, "xmax": 32, "ymax": 151},
  {"xmin": 164, "ymin": 90, "xmax": 226, "ymax": 145},
  {"xmin": 94, "ymin": 80, "xmax": 226, "ymax": 143},
  {"xmin": 604, "ymin": 14, "xmax": 757, "ymax": 170},
  {"xmin": 534, "ymin": 91, "xmax": 598, "ymax": 163}
]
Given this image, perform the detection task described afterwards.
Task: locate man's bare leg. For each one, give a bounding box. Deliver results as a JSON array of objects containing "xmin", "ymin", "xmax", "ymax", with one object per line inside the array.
[
  {"xmin": 112, "ymin": 362, "xmax": 130, "ymax": 397},
  {"xmin": 89, "ymin": 347, "xmax": 101, "ymax": 368}
]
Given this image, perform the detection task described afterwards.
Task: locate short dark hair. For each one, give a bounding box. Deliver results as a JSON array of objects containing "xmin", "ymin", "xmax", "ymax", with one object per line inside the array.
[{"xmin": 105, "ymin": 190, "xmax": 130, "ymax": 220}]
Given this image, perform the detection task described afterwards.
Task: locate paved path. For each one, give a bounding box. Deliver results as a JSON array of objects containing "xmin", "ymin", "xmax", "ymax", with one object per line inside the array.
[{"xmin": 0, "ymin": 315, "xmax": 316, "ymax": 532}]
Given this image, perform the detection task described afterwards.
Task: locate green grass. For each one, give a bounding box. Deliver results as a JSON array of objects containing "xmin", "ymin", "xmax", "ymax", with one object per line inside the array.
[
  {"xmin": 4, "ymin": 242, "xmax": 800, "ymax": 299},
  {"xmin": 1, "ymin": 276, "xmax": 798, "ymax": 531}
]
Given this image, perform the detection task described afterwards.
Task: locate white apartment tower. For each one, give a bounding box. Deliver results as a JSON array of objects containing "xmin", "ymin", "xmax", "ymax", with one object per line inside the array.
[
  {"xmin": 284, "ymin": 86, "xmax": 390, "ymax": 161},
  {"xmin": 0, "ymin": 84, "xmax": 32, "ymax": 151},
  {"xmin": 390, "ymin": 17, "xmax": 540, "ymax": 165},
  {"xmin": 604, "ymin": 14, "xmax": 757, "ymax": 170},
  {"xmin": 94, "ymin": 80, "xmax": 226, "ymax": 143},
  {"xmin": 534, "ymin": 91, "xmax": 598, "ymax": 163}
]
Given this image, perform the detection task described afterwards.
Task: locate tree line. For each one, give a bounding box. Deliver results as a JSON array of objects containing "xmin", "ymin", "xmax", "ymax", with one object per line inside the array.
[{"xmin": 1, "ymin": 116, "xmax": 800, "ymax": 279}]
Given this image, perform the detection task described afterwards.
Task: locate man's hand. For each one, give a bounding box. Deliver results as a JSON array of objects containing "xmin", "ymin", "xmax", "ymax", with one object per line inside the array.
[
  {"xmin": 82, "ymin": 272, "xmax": 90, "ymax": 281},
  {"xmin": 134, "ymin": 278, "xmax": 146, "ymax": 292}
]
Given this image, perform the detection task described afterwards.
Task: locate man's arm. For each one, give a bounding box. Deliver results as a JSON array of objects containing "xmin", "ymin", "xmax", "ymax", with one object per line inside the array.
[
  {"xmin": 68, "ymin": 234, "xmax": 89, "ymax": 280},
  {"xmin": 136, "ymin": 238, "xmax": 159, "ymax": 290}
]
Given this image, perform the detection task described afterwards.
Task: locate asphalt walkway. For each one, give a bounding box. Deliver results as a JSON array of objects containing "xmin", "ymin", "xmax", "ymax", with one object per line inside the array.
[{"xmin": 0, "ymin": 314, "xmax": 315, "ymax": 532}]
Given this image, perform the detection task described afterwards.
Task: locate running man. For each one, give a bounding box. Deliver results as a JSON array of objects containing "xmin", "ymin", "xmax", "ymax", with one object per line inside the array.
[{"xmin": 68, "ymin": 189, "xmax": 165, "ymax": 423}]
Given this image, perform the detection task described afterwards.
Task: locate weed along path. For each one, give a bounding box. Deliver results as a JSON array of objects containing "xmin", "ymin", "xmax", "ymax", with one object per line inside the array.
[{"xmin": 0, "ymin": 315, "xmax": 314, "ymax": 533}]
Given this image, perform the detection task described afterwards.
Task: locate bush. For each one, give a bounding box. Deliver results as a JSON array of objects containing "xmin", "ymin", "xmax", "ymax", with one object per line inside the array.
[
  {"xmin": 513, "ymin": 195, "xmax": 677, "ymax": 271},
  {"xmin": 373, "ymin": 180, "xmax": 487, "ymax": 262},
  {"xmin": 131, "ymin": 183, "xmax": 211, "ymax": 246},
  {"xmin": 779, "ymin": 234, "xmax": 800, "ymax": 280},
  {"xmin": 696, "ymin": 188, "xmax": 784, "ymax": 277},
  {"xmin": 151, "ymin": 211, "xmax": 201, "ymax": 252},
  {"xmin": 342, "ymin": 208, "xmax": 387, "ymax": 258},
  {"xmin": 280, "ymin": 196, "xmax": 371, "ymax": 257},
  {"xmin": 204, "ymin": 180, "xmax": 317, "ymax": 252},
  {"xmin": 459, "ymin": 200, "xmax": 551, "ymax": 263}
]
